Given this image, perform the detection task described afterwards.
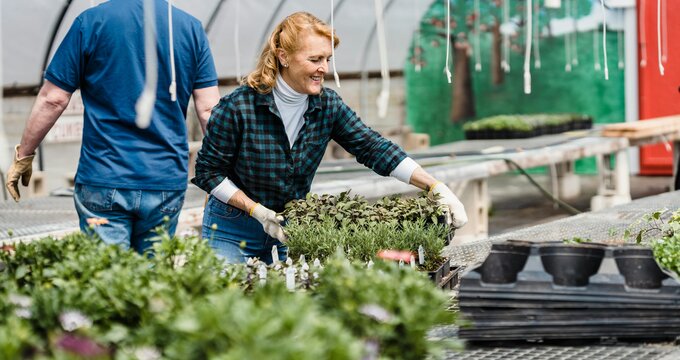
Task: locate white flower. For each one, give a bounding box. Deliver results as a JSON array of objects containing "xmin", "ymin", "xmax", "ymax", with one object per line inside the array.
[
  {"xmin": 14, "ymin": 308, "xmax": 32, "ymax": 319},
  {"xmin": 8, "ymin": 293, "xmax": 32, "ymax": 308},
  {"xmin": 134, "ymin": 346, "xmax": 162, "ymax": 360},
  {"xmin": 59, "ymin": 310, "xmax": 93, "ymax": 332},
  {"xmin": 359, "ymin": 304, "xmax": 393, "ymax": 323},
  {"xmin": 172, "ymin": 254, "xmax": 188, "ymax": 269}
]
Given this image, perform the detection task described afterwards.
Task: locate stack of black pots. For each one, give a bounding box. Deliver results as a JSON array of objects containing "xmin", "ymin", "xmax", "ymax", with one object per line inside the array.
[{"xmin": 458, "ymin": 240, "xmax": 680, "ymax": 343}]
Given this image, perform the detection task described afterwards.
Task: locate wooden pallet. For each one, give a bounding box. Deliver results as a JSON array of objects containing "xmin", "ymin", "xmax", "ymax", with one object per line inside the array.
[{"xmin": 601, "ymin": 115, "xmax": 680, "ymax": 139}]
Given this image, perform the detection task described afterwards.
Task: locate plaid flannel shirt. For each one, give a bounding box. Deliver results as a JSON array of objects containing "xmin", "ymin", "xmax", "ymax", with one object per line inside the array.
[{"xmin": 191, "ymin": 85, "xmax": 407, "ymax": 212}]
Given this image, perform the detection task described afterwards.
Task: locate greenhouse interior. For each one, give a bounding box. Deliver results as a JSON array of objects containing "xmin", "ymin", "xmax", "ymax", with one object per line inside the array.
[{"xmin": 1, "ymin": 0, "xmax": 680, "ymax": 359}]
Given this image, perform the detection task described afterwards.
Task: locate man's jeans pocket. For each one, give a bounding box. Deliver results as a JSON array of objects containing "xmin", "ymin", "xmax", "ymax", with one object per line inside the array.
[
  {"xmin": 75, "ymin": 184, "xmax": 115, "ymax": 211},
  {"xmin": 160, "ymin": 190, "xmax": 185, "ymax": 214}
]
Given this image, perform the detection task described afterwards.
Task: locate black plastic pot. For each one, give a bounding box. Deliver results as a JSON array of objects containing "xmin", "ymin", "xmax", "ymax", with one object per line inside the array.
[
  {"xmin": 428, "ymin": 258, "xmax": 451, "ymax": 285},
  {"xmin": 539, "ymin": 242, "xmax": 606, "ymax": 287},
  {"xmin": 613, "ymin": 246, "xmax": 668, "ymax": 289},
  {"xmin": 475, "ymin": 240, "xmax": 532, "ymax": 284}
]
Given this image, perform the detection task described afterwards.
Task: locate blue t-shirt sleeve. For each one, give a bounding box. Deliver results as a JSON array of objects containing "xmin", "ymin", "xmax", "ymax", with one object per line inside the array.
[
  {"xmin": 193, "ymin": 25, "xmax": 218, "ymax": 90},
  {"xmin": 44, "ymin": 17, "xmax": 84, "ymax": 93}
]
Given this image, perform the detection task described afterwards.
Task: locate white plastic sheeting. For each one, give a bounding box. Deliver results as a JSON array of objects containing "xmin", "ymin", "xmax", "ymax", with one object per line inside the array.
[{"xmin": 2, "ymin": 0, "xmax": 426, "ymax": 88}]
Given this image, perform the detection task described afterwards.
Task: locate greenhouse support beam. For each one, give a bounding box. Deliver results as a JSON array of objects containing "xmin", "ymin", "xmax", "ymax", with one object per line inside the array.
[
  {"xmin": 257, "ymin": 0, "xmax": 288, "ymax": 58},
  {"xmin": 623, "ymin": 4, "xmax": 640, "ymax": 174}
]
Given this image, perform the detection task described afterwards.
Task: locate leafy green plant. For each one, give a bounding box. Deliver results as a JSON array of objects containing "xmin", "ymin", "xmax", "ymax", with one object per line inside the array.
[
  {"xmin": 282, "ymin": 191, "xmax": 445, "ymax": 228},
  {"xmin": 622, "ymin": 208, "xmax": 680, "ymax": 279},
  {"xmin": 562, "ymin": 237, "xmax": 591, "ymax": 245},
  {"xmin": 315, "ymin": 253, "xmax": 460, "ymax": 359}
]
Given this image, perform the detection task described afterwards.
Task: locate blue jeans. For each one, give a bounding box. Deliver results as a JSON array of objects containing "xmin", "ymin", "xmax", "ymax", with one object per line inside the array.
[
  {"xmin": 73, "ymin": 184, "xmax": 185, "ymax": 254},
  {"xmin": 202, "ymin": 196, "xmax": 287, "ymax": 264}
]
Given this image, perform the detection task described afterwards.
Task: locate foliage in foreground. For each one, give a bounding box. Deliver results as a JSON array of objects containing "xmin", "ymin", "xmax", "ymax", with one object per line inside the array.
[{"xmin": 0, "ymin": 231, "xmax": 458, "ymax": 359}]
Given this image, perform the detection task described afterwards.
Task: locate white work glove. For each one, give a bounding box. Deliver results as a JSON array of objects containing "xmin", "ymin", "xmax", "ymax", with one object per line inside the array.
[
  {"xmin": 249, "ymin": 203, "xmax": 287, "ymax": 243},
  {"xmin": 430, "ymin": 182, "xmax": 468, "ymax": 229}
]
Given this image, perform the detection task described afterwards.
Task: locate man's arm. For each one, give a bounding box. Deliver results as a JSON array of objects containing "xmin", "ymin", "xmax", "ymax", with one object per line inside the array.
[
  {"xmin": 18, "ymin": 81, "xmax": 73, "ymax": 157},
  {"xmin": 192, "ymin": 86, "xmax": 220, "ymax": 135},
  {"xmin": 6, "ymin": 80, "xmax": 72, "ymax": 201}
]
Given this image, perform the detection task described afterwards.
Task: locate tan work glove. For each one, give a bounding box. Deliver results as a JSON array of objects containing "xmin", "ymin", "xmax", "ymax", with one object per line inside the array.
[
  {"xmin": 430, "ymin": 182, "xmax": 468, "ymax": 229},
  {"xmin": 6, "ymin": 145, "xmax": 36, "ymax": 202},
  {"xmin": 249, "ymin": 203, "xmax": 287, "ymax": 243}
]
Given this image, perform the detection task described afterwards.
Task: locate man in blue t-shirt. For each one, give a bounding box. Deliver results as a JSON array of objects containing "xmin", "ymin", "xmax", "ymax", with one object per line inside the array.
[{"xmin": 5, "ymin": 0, "xmax": 220, "ymax": 254}]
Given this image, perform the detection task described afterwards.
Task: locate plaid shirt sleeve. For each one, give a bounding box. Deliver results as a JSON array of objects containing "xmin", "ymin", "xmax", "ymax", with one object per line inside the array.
[
  {"xmin": 191, "ymin": 96, "xmax": 240, "ymax": 193},
  {"xmin": 328, "ymin": 91, "xmax": 407, "ymax": 176}
]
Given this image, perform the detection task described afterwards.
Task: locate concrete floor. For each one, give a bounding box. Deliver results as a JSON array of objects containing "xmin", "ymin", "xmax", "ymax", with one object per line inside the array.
[{"xmin": 487, "ymin": 174, "xmax": 673, "ymax": 236}]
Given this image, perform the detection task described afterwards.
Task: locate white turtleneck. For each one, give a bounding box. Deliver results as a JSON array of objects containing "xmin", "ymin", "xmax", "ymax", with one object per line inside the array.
[{"xmin": 273, "ymin": 74, "xmax": 308, "ymax": 148}]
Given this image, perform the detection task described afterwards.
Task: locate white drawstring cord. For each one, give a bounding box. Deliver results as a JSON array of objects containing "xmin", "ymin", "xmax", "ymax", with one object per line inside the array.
[
  {"xmin": 523, "ymin": 0, "xmax": 532, "ymax": 94},
  {"xmin": 657, "ymin": 0, "xmax": 664, "ymax": 76},
  {"xmin": 330, "ymin": 0, "xmax": 341, "ymax": 87},
  {"xmin": 444, "ymin": 0, "xmax": 452, "ymax": 83},
  {"xmin": 168, "ymin": 0, "xmax": 177, "ymax": 101},
  {"xmin": 661, "ymin": 0, "xmax": 667, "ymax": 63},
  {"xmin": 600, "ymin": 0, "xmax": 609, "ymax": 80},
  {"xmin": 373, "ymin": 0, "xmax": 390, "ymax": 118},
  {"xmin": 502, "ymin": 0, "xmax": 510, "ymax": 72},
  {"xmin": 533, "ymin": 0, "xmax": 541, "ymax": 69},
  {"xmin": 136, "ymin": 0, "xmax": 158, "ymax": 129},
  {"xmin": 640, "ymin": 0, "xmax": 647, "ymax": 67},
  {"xmin": 234, "ymin": 0, "xmax": 241, "ymax": 81},
  {"xmin": 474, "ymin": 0, "xmax": 481, "ymax": 72},
  {"xmin": 593, "ymin": 25, "xmax": 601, "ymax": 71}
]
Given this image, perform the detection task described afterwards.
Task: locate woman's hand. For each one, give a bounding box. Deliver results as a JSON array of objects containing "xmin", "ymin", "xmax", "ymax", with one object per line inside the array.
[
  {"xmin": 249, "ymin": 203, "xmax": 287, "ymax": 243},
  {"xmin": 430, "ymin": 182, "xmax": 468, "ymax": 229}
]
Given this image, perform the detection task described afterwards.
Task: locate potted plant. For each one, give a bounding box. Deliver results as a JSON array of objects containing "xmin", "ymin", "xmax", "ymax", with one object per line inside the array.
[
  {"xmin": 474, "ymin": 240, "xmax": 532, "ymax": 284},
  {"xmin": 539, "ymin": 238, "xmax": 606, "ymax": 287},
  {"xmin": 613, "ymin": 245, "xmax": 668, "ymax": 289},
  {"xmin": 625, "ymin": 208, "xmax": 680, "ymax": 284}
]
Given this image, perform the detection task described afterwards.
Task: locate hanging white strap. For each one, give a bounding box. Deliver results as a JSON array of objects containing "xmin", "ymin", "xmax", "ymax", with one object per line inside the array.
[
  {"xmin": 571, "ymin": 0, "xmax": 579, "ymax": 66},
  {"xmin": 593, "ymin": 26, "xmax": 601, "ymax": 71},
  {"xmin": 639, "ymin": 0, "xmax": 647, "ymax": 67},
  {"xmin": 373, "ymin": 0, "xmax": 390, "ymax": 118},
  {"xmin": 444, "ymin": 0, "xmax": 452, "ymax": 83},
  {"xmin": 135, "ymin": 0, "xmax": 158, "ymax": 129},
  {"xmin": 330, "ymin": 0, "xmax": 341, "ymax": 87},
  {"xmin": 617, "ymin": 23, "xmax": 624, "ymax": 69},
  {"xmin": 564, "ymin": 0, "xmax": 572, "ymax": 72},
  {"xmin": 656, "ymin": 0, "xmax": 664, "ymax": 76},
  {"xmin": 168, "ymin": 0, "xmax": 177, "ymax": 101},
  {"xmin": 533, "ymin": 0, "xmax": 541, "ymax": 69},
  {"xmin": 661, "ymin": 0, "xmax": 667, "ymax": 63},
  {"xmin": 413, "ymin": 0, "xmax": 422, "ymax": 72},
  {"xmin": 502, "ymin": 0, "xmax": 510, "ymax": 72},
  {"xmin": 474, "ymin": 0, "xmax": 481, "ymax": 71},
  {"xmin": 523, "ymin": 0, "xmax": 532, "ymax": 94},
  {"xmin": 234, "ymin": 0, "xmax": 242, "ymax": 81},
  {"xmin": 600, "ymin": 0, "xmax": 609, "ymax": 80}
]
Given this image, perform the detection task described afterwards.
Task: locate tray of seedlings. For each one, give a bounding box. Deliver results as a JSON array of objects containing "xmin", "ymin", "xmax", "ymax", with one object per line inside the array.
[
  {"xmin": 282, "ymin": 191, "xmax": 459, "ymax": 289},
  {"xmin": 463, "ymin": 113, "xmax": 593, "ymax": 140}
]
